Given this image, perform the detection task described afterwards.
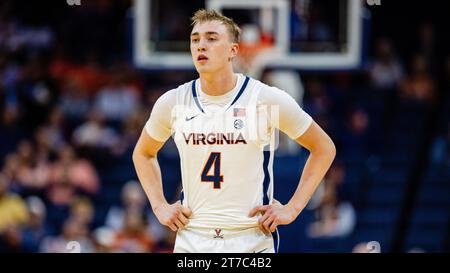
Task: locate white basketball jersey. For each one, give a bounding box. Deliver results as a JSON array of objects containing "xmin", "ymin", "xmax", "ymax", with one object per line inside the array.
[{"xmin": 145, "ymin": 74, "xmax": 312, "ymax": 230}]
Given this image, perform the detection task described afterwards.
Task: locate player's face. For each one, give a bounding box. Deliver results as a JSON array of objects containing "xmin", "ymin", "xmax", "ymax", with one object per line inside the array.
[{"xmin": 190, "ymin": 20, "xmax": 238, "ymax": 74}]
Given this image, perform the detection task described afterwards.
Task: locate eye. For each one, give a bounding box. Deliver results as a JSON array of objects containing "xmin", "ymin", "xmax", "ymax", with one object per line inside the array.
[
  {"xmin": 191, "ymin": 38, "xmax": 199, "ymax": 43},
  {"xmin": 208, "ymin": 37, "xmax": 217, "ymax": 41}
]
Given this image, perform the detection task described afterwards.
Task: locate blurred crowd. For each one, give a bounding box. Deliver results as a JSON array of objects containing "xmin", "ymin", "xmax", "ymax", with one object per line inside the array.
[
  {"xmin": 1, "ymin": 0, "xmax": 449, "ymax": 252},
  {"xmin": 0, "ymin": 0, "xmax": 185, "ymax": 253}
]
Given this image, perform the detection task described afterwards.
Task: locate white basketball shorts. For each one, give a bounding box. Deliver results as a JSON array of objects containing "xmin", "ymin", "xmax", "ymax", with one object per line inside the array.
[{"xmin": 173, "ymin": 227, "xmax": 275, "ymax": 253}]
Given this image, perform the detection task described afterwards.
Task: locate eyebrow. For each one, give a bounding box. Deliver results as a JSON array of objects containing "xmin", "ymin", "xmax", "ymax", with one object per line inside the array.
[{"xmin": 190, "ymin": 31, "xmax": 220, "ymax": 37}]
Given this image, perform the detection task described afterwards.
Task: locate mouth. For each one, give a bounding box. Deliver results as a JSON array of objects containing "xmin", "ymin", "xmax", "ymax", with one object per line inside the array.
[{"xmin": 197, "ymin": 54, "xmax": 209, "ymax": 62}]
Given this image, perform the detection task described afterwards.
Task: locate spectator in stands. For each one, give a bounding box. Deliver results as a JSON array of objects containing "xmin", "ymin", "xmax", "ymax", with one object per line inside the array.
[
  {"xmin": 5, "ymin": 128, "xmax": 54, "ymax": 194},
  {"xmin": 41, "ymin": 107, "xmax": 67, "ymax": 152},
  {"xmin": 94, "ymin": 67, "xmax": 140, "ymax": 122},
  {"xmin": 46, "ymin": 145, "xmax": 99, "ymax": 206},
  {"xmin": 0, "ymin": 174, "xmax": 29, "ymax": 233},
  {"xmin": 92, "ymin": 227, "xmax": 116, "ymax": 253},
  {"xmin": 40, "ymin": 217, "xmax": 94, "ymax": 253},
  {"xmin": 33, "ymin": 126, "xmax": 54, "ymax": 161},
  {"xmin": 340, "ymin": 108, "xmax": 372, "ymax": 159},
  {"xmin": 113, "ymin": 108, "xmax": 148, "ymax": 156},
  {"xmin": 9, "ymin": 142, "xmax": 31, "ymax": 190},
  {"xmin": 72, "ymin": 109, "xmax": 119, "ymax": 153},
  {"xmin": 105, "ymin": 180, "xmax": 166, "ymax": 244},
  {"xmin": 400, "ymin": 54, "xmax": 435, "ymax": 103},
  {"xmin": 68, "ymin": 196, "xmax": 95, "ymax": 229},
  {"xmin": 110, "ymin": 210, "xmax": 155, "ymax": 253},
  {"xmin": 368, "ymin": 38, "xmax": 404, "ymax": 91},
  {"xmin": 19, "ymin": 196, "xmax": 50, "ymax": 252},
  {"xmin": 49, "ymin": 50, "xmax": 108, "ymax": 97},
  {"xmin": 58, "ymin": 78, "xmax": 91, "ymax": 122},
  {"xmin": 3, "ymin": 140, "xmax": 48, "ymax": 193},
  {"xmin": 307, "ymin": 164, "xmax": 356, "ymax": 239},
  {"xmin": 0, "ymin": 224, "xmax": 23, "ymax": 252},
  {"xmin": 1, "ymin": 153, "xmax": 21, "ymax": 190}
]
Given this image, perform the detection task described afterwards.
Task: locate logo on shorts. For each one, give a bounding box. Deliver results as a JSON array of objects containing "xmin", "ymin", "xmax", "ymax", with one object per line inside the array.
[{"xmin": 214, "ymin": 228, "xmax": 224, "ymax": 239}]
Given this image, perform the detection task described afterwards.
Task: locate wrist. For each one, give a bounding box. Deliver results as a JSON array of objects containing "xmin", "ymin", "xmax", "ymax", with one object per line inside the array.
[
  {"xmin": 151, "ymin": 199, "xmax": 168, "ymax": 213},
  {"xmin": 286, "ymin": 202, "xmax": 303, "ymax": 216}
]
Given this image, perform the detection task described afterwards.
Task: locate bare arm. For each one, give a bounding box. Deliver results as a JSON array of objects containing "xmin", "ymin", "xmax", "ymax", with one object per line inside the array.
[
  {"xmin": 132, "ymin": 129, "xmax": 166, "ymax": 209},
  {"xmin": 288, "ymin": 120, "xmax": 336, "ymax": 213},
  {"xmin": 132, "ymin": 129, "xmax": 191, "ymax": 231},
  {"xmin": 250, "ymin": 121, "xmax": 336, "ymax": 233}
]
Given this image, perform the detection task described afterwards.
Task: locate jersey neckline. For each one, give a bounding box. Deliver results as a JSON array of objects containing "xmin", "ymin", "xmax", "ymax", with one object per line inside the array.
[{"xmin": 192, "ymin": 74, "xmax": 250, "ymax": 115}]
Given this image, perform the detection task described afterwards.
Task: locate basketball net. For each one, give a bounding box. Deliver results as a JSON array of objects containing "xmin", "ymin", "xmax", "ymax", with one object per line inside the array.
[{"xmin": 233, "ymin": 24, "xmax": 277, "ymax": 80}]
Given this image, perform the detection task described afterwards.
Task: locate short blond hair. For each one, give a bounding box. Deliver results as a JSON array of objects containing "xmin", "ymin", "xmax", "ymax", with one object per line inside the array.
[{"xmin": 191, "ymin": 9, "xmax": 241, "ymax": 43}]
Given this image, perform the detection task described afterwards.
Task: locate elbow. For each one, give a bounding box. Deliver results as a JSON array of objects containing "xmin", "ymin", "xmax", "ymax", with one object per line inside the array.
[
  {"xmin": 323, "ymin": 134, "xmax": 336, "ymax": 162},
  {"xmin": 312, "ymin": 137, "xmax": 336, "ymax": 163},
  {"xmin": 132, "ymin": 146, "xmax": 155, "ymax": 164},
  {"xmin": 132, "ymin": 146, "xmax": 141, "ymax": 164},
  {"xmin": 328, "ymin": 139, "xmax": 337, "ymax": 162}
]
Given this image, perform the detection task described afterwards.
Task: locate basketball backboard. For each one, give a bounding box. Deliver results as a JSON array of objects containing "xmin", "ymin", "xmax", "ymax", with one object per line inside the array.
[{"xmin": 132, "ymin": 0, "xmax": 369, "ymax": 74}]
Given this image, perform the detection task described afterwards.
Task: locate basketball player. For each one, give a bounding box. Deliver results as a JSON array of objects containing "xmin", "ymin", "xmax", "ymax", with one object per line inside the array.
[{"xmin": 132, "ymin": 9, "xmax": 336, "ymax": 253}]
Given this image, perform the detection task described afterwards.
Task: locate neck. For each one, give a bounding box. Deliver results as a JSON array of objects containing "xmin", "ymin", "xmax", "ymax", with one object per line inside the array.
[{"xmin": 199, "ymin": 67, "xmax": 237, "ymax": 96}]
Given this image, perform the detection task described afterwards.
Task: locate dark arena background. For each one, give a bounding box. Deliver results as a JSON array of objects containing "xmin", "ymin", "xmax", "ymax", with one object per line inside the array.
[{"xmin": 0, "ymin": 0, "xmax": 449, "ymax": 254}]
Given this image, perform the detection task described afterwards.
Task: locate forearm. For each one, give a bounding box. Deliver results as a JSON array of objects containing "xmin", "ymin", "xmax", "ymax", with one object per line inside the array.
[
  {"xmin": 287, "ymin": 145, "xmax": 336, "ymax": 214},
  {"xmin": 132, "ymin": 153, "xmax": 167, "ymax": 210}
]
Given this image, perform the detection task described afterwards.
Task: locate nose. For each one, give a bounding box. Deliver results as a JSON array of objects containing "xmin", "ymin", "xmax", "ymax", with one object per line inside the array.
[{"xmin": 197, "ymin": 39, "xmax": 206, "ymax": 52}]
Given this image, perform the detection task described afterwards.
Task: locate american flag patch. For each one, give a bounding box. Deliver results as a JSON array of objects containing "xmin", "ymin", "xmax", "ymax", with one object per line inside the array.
[{"xmin": 233, "ymin": 108, "xmax": 246, "ymax": 117}]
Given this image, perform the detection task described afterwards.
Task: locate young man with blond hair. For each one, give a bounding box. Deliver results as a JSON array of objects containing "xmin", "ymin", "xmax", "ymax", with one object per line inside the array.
[{"xmin": 133, "ymin": 9, "xmax": 336, "ymax": 253}]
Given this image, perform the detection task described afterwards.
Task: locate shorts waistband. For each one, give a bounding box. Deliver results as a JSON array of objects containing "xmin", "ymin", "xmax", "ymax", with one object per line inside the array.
[{"xmin": 179, "ymin": 226, "xmax": 268, "ymax": 240}]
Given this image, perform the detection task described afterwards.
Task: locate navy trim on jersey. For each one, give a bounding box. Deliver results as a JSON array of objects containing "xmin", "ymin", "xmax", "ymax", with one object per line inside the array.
[
  {"xmin": 274, "ymin": 229, "xmax": 280, "ymax": 253},
  {"xmin": 192, "ymin": 76, "xmax": 250, "ymax": 113},
  {"xmin": 191, "ymin": 80, "xmax": 205, "ymax": 113},
  {"xmin": 180, "ymin": 190, "xmax": 184, "ymax": 204},
  {"xmin": 262, "ymin": 150, "xmax": 271, "ymax": 205},
  {"xmin": 227, "ymin": 76, "xmax": 250, "ymax": 110}
]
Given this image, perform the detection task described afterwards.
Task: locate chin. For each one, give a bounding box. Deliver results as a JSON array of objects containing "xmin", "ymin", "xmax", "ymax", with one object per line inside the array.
[{"xmin": 195, "ymin": 65, "xmax": 213, "ymax": 74}]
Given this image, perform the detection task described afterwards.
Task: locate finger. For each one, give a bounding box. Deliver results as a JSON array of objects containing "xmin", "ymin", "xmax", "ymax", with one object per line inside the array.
[
  {"xmin": 178, "ymin": 213, "xmax": 189, "ymax": 226},
  {"xmin": 167, "ymin": 223, "xmax": 178, "ymax": 232},
  {"xmin": 174, "ymin": 218, "xmax": 185, "ymax": 229},
  {"xmin": 249, "ymin": 205, "xmax": 268, "ymax": 217},
  {"xmin": 269, "ymin": 219, "xmax": 278, "ymax": 232},
  {"xmin": 257, "ymin": 219, "xmax": 266, "ymax": 235},
  {"xmin": 258, "ymin": 213, "xmax": 271, "ymax": 234},
  {"xmin": 181, "ymin": 206, "xmax": 192, "ymax": 218},
  {"xmin": 258, "ymin": 211, "xmax": 270, "ymax": 225},
  {"xmin": 249, "ymin": 205, "xmax": 269, "ymax": 217},
  {"xmin": 259, "ymin": 222, "xmax": 270, "ymax": 235},
  {"xmin": 262, "ymin": 216, "xmax": 274, "ymax": 234}
]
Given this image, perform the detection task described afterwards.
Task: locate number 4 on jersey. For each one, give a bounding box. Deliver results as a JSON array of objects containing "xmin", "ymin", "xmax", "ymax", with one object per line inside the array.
[{"xmin": 201, "ymin": 152, "xmax": 223, "ymax": 189}]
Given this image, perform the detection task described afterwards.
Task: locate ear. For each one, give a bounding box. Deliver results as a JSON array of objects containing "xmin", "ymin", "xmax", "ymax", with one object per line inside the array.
[{"xmin": 230, "ymin": 43, "xmax": 239, "ymax": 60}]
